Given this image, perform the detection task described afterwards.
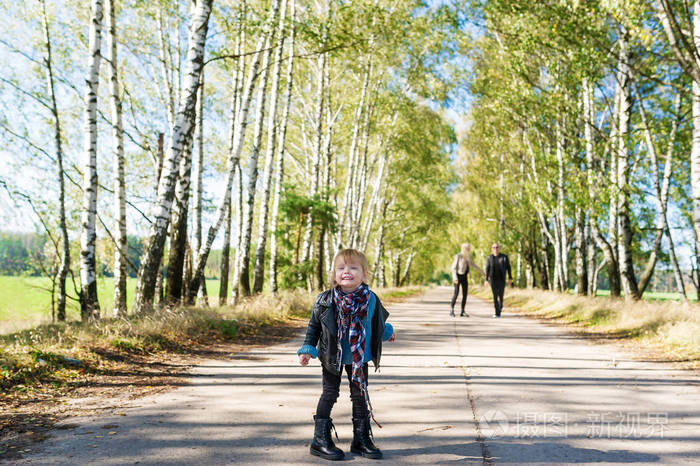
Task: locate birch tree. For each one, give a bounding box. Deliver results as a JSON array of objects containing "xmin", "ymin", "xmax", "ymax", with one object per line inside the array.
[
  {"xmin": 615, "ymin": 29, "xmax": 639, "ymax": 299},
  {"xmin": 635, "ymin": 87, "xmax": 686, "ymax": 301},
  {"xmin": 40, "ymin": 0, "xmax": 70, "ymax": 321},
  {"xmin": 269, "ymin": 0, "xmax": 296, "ymax": 293},
  {"xmin": 106, "ymin": 0, "xmax": 127, "ymax": 316},
  {"xmin": 80, "ymin": 0, "xmax": 104, "ymax": 321},
  {"xmin": 188, "ymin": 0, "xmax": 281, "ymax": 302},
  {"xmin": 253, "ymin": 0, "xmax": 289, "ymax": 293},
  {"xmin": 237, "ymin": 31, "xmax": 275, "ymax": 296},
  {"xmin": 133, "ymin": 0, "xmax": 213, "ymax": 314},
  {"xmin": 655, "ymin": 0, "xmax": 700, "ymax": 299}
]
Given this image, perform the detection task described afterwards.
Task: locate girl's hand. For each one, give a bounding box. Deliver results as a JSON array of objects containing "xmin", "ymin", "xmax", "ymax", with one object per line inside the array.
[
  {"xmin": 299, "ymin": 354, "xmax": 311, "ymax": 366},
  {"xmin": 389, "ymin": 331, "xmax": 396, "ymax": 342}
]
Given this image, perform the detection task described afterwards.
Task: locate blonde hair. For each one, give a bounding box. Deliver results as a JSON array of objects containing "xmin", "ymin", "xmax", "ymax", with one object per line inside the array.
[
  {"xmin": 331, "ymin": 249, "xmax": 370, "ymax": 287},
  {"xmin": 460, "ymin": 243, "xmax": 471, "ymax": 260}
]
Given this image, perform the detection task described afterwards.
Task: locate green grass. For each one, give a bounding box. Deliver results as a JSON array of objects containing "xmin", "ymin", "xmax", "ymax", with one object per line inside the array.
[
  {"xmin": 0, "ymin": 276, "xmax": 222, "ymax": 333},
  {"xmin": 593, "ymin": 289, "xmax": 698, "ymax": 302}
]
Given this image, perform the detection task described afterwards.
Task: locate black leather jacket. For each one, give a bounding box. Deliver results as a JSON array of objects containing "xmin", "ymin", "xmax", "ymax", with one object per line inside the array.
[{"xmin": 301, "ymin": 289, "xmax": 390, "ymax": 375}]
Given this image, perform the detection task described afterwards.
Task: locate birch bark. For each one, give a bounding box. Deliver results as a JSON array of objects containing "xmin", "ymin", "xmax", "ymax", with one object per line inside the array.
[
  {"xmin": 219, "ymin": 196, "xmax": 232, "ymax": 305},
  {"xmin": 190, "ymin": 0, "xmax": 280, "ymax": 299},
  {"xmin": 80, "ymin": 0, "xmax": 104, "ymax": 321},
  {"xmin": 106, "ymin": 0, "xmax": 127, "ymax": 316},
  {"xmin": 693, "ymin": 3, "xmax": 700, "ymax": 299},
  {"xmin": 636, "ymin": 88, "xmax": 686, "ymax": 301},
  {"xmin": 615, "ymin": 30, "xmax": 639, "ymax": 299},
  {"xmin": 164, "ymin": 133, "xmax": 195, "ymax": 304},
  {"xmin": 41, "ymin": 0, "xmax": 70, "ymax": 321},
  {"xmin": 655, "ymin": 0, "xmax": 700, "ymax": 299},
  {"xmin": 337, "ymin": 64, "xmax": 369, "ymax": 248},
  {"xmin": 237, "ymin": 30, "xmax": 275, "ymax": 296},
  {"xmin": 253, "ymin": 0, "xmax": 289, "ymax": 293},
  {"xmin": 269, "ymin": 0, "xmax": 296, "ymax": 293},
  {"xmin": 189, "ymin": 6, "xmax": 276, "ymax": 302},
  {"xmin": 583, "ymin": 79, "xmax": 597, "ymax": 295},
  {"xmin": 300, "ymin": 38, "xmax": 327, "ymax": 265},
  {"xmin": 132, "ymin": 0, "xmax": 213, "ymax": 314},
  {"xmin": 193, "ymin": 69, "xmax": 208, "ymax": 305},
  {"xmin": 575, "ymin": 206, "xmax": 587, "ymax": 295}
]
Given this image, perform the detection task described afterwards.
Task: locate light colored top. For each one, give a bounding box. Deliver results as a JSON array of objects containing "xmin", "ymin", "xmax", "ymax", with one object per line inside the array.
[{"xmin": 451, "ymin": 253, "xmax": 484, "ymax": 282}]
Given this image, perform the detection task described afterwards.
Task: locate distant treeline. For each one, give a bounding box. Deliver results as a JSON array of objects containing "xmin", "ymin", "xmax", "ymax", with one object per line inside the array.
[
  {"xmin": 0, "ymin": 232, "xmax": 47, "ymax": 276},
  {"xmin": 0, "ymin": 231, "xmax": 222, "ymax": 279}
]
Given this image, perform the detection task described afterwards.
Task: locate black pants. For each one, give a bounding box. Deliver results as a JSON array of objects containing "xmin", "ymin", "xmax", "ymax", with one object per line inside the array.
[
  {"xmin": 451, "ymin": 273, "xmax": 468, "ymax": 312},
  {"xmin": 491, "ymin": 280, "xmax": 505, "ymax": 316},
  {"xmin": 316, "ymin": 363, "xmax": 369, "ymax": 420}
]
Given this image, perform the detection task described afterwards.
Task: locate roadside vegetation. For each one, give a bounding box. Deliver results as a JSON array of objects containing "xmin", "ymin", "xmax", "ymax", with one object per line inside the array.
[
  {"xmin": 0, "ymin": 276, "xmax": 222, "ymax": 334},
  {"xmin": 0, "ymin": 286, "xmax": 423, "ymax": 393},
  {"xmin": 485, "ymin": 287, "xmax": 700, "ymax": 369}
]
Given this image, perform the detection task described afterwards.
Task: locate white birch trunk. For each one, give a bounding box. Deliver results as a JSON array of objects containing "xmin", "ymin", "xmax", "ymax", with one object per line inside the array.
[
  {"xmin": 337, "ymin": 64, "xmax": 369, "ymax": 248},
  {"xmin": 615, "ymin": 30, "xmax": 639, "ymax": 299},
  {"xmin": 692, "ymin": 2, "xmax": 700, "ymax": 300},
  {"xmin": 253, "ymin": 0, "xmax": 289, "ymax": 293},
  {"xmin": 106, "ymin": 0, "xmax": 127, "ymax": 317},
  {"xmin": 554, "ymin": 117, "xmax": 567, "ymax": 291},
  {"xmin": 157, "ymin": 7, "xmax": 176, "ymax": 137},
  {"xmin": 636, "ymin": 86, "xmax": 685, "ymax": 300},
  {"xmin": 399, "ymin": 252, "xmax": 415, "ymax": 287},
  {"xmin": 133, "ymin": 0, "xmax": 213, "ymax": 314},
  {"xmin": 574, "ymin": 206, "xmax": 587, "ymax": 295},
  {"xmin": 219, "ymin": 192, "xmax": 232, "ymax": 305},
  {"xmin": 583, "ymin": 79, "xmax": 597, "ymax": 296},
  {"xmin": 300, "ymin": 42, "xmax": 327, "ymax": 265},
  {"xmin": 237, "ymin": 30, "xmax": 275, "ymax": 296},
  {"xmin": 41, "ymin": 0, "xmax": 70, "ymax": 322},
  {"xmin": 372, "ymin": 198, "xmax": 389, "ymax": 287},
  {"xmin": 193, "ymin": 70, "xmax": 208, "ymax": 305},
  {"xmin": 80, "ymin": 0, "xmax": 104, "ymax": 321},
  {"xmin": 655, "ymin": 0, "xmax": 700, "ymax": 299},
  {"xmin": 269, "ymin": 0, "xmax": 296, "ymax": 293},
  {"xmin": 189, "ymin": 13, "xmax": 275, "ymax": 302},
  {"xmin": 231, "ymin": 162, "xmax": 243, "ymax": 303}
]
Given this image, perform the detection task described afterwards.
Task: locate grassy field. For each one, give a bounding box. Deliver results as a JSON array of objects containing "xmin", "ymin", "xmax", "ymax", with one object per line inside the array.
[{"xmin": 0, "ymin": 276, "xmax": 222, "ymax": 334}]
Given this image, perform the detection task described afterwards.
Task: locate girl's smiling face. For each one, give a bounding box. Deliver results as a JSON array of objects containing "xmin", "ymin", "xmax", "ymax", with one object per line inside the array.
[{"xmin": 334, "ymin": 258, "xmax": 366, "ymax": 292}]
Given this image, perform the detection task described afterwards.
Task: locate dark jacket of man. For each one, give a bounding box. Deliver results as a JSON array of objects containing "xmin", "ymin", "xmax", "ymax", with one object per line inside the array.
[
  {"xmin": 301, "ymin": 289, "xmax": 390, "ymax": 376},
  {"xmin": 485, "ymin": 253, "xmax": 512, "ymax": 284}
]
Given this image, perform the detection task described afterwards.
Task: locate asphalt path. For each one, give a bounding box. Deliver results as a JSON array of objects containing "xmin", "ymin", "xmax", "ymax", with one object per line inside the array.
[{"xmin": 15, "ymin": 286, "xmax": 700, "ymax": 464}]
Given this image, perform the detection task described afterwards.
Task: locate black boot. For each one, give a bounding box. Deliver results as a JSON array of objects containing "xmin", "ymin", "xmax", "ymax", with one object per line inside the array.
[
  {"xmin": 460, "ymin": 309, "xmax": 468, "ymax": 317},
  {"xmin": 450, "ymin": 307, "xmax": 455, "ymax": 317},
  {"xmin": 351, "ymin": 416, "xmax": 382, "ymax": 459},
  {"xmin": 310, "ymin": 416, "xmax": 344, "ymax": 461}
]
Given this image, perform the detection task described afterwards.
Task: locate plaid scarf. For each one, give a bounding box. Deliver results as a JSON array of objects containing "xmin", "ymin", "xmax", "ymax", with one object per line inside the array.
[
  {"xmin": 332, "ymin": 283, "xmax": 383, "ymax": 428},
  {"xmin": 333, "ymin": 283, "xmax": 370, "ymax": 388}
]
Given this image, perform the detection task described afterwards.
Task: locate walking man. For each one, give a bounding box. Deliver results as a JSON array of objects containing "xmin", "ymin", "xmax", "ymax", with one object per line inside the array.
[{"xmin": 485, "ymin": 242, "xmax": 512, "ymax": 318}]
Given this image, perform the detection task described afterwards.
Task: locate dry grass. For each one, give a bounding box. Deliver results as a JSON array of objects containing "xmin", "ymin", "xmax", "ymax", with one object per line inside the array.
[
  {"xmin": 0, "ymin": 287, "xmax": 424, "ymax": 390},
  {"xmin": 0, "ymin": 290, "xmax": 315, "ymax": 390},
  {"xmin": 488, "ymin": 286, "xmax": 700, "ymax": 366}
]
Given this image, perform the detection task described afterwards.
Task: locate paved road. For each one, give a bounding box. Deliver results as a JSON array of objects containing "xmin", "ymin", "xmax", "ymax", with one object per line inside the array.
[{"xmin": 16, "ymin": 287, "xmax": 700, "ymax": 464}]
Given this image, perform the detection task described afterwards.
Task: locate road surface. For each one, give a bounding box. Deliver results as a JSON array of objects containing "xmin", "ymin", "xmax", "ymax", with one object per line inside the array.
[{"xmin": 15, "ymin": 287, "xmax": 700, "ymax": 464}]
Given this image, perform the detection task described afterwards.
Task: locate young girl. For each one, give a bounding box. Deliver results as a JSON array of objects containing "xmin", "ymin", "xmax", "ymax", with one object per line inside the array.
[{"xmin": 298, "ymin": 248, "xmax": 396, "ymax": 461}]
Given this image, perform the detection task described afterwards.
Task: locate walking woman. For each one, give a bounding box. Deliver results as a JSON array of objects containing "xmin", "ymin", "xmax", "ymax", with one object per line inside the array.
[{"xmin": 450, "ymin": 243, "xmax": 485, "ymax": 317}]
